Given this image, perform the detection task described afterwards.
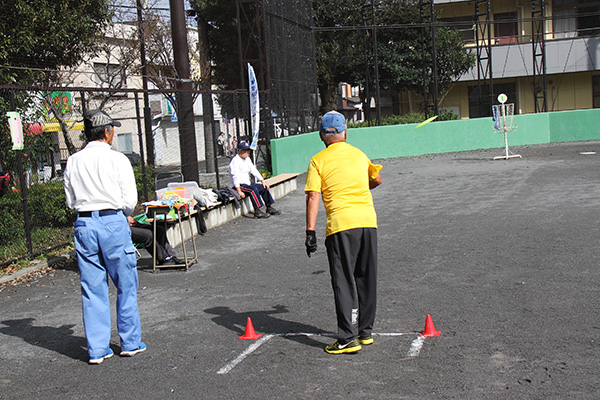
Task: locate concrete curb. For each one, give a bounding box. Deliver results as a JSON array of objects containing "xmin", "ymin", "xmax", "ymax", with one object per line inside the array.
[
  {"xmin": 0, "ymin": 251, "xmax": 77, "ymax": 285},
  {"xmin": 2, "ymin": 174, "xmax": 299, "ymax": 285}
]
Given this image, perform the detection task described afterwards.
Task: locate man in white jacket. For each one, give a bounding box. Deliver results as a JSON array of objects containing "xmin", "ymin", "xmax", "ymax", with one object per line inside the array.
[
  {"xmin": 64, "ymin": 109, "xmax": 146, "ymax": 364},
  {"xmin": 228, "ymin": 141, "xmax": 280, "ymax": 218}
]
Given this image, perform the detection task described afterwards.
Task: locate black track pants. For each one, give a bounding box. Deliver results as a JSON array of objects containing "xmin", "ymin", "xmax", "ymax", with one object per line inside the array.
[{"xmin": 325, "ymin": 228, "xmax": 378, "ymax": 343}]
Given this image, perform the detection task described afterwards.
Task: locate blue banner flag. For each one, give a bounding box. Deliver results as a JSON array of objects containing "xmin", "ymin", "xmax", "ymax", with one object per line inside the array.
[{"xmin": 248, "ymin": 63, "xmax": 260, "ymax": 150}]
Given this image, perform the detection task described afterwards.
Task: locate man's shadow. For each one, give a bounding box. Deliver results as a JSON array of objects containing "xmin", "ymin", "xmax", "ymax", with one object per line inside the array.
[
  {"xmin": 0, "ymin": 318, "xmax": 88, "ymax": 362},
  {"xmin": 48, "ymin": 255, "xmax": 79, "ymax": 272},
  {"xmin": 205, "ymin": 305, "xmax": 330, "ymax": 349}
]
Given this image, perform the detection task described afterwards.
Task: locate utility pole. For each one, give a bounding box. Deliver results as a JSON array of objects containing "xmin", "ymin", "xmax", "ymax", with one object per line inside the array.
[
  {"xmin": 136, "ymin": 0, "xmax": 155, "ymax": 166},
  {"xmin": 195, "ymin": 10, "xmax": 217, "ymax": 174},
  {"xmin": 169, "ymin": 0, "xmax": 199, "ymax": 183},
  {"xmin": 430, "ymin": 0, "xmax": 439, "ymax": 116},
  {"xmin": 371, "ymin": 0, "xmax": 381, "ymax": 125},
  {"xmin": 8, "ymin": 90, "xmax": 32, "ymax": 256}
]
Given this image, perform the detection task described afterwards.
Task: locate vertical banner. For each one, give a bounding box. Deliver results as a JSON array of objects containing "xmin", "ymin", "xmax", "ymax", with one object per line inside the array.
[
  {"xmin": 248, "ymin": 63, "xmax": 260, "ymax": 150},
  {"xmin": 7, "ymin": 111, "xmax": 24, "ymax": 150}
]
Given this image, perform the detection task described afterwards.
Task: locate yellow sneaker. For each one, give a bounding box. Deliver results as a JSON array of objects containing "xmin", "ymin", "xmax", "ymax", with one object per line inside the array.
[
  {"xmin": 324, "ymin": 339, "xmax": 362, "ymax": 354},
  {"xmin": 358, "ymin": 336, "xmax": 374, "ymax": 345}
]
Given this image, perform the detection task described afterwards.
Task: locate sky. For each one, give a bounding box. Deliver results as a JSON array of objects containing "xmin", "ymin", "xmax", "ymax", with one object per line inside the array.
[{"xmin": 113, "ymin": 0, "xmax": 173, "ymax": 21}]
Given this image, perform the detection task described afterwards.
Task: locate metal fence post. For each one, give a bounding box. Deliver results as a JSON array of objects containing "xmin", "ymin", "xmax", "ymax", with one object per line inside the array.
[
  {"xmin": 9, "ymin": 89, "xmax": 33, "ymax": 256},
  {"xmin": 135, "ymin": 91, "xmax": 149, "ymax": 202}
]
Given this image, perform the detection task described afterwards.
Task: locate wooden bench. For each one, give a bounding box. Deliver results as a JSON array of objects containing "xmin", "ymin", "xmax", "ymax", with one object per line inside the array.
[
  {"xmin": 264, "ymin": 173, "xmax": 300, "ymax": 200},
  {"xmin": 265, "ymin": 173, "xmax": 300, "ymax": 186}
]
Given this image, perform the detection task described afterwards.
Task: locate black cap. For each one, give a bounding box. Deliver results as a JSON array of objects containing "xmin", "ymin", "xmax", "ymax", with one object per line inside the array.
[{"xmin": 83, "ymin": 109, "xmax": 121, "ymax": 128}]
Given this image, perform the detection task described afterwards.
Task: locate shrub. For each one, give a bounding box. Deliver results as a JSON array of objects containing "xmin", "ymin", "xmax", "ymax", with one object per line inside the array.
[
  {"xmin": 134, "ymin": 164, "xmax": 155, "ymax": 202},
  {"xmin": 28, "ymin": 180, "xmax": 75, "ymax": 228},
  {"xmin": 438, "ymin": 109, "xmax": 460, "ymax": 121},
  {"xmin": 347, "ymin": 121, "xmax": 373, "ymax": 129},
  {"xmin": 0, "ymin": 191, "xmax": 23, "ymax": 246},
  {"xmin": 0, "ymin": 164, "xmax": 156, "ymax": 261},
  {"xmin": 347, "ymin": 110, "xmax": 458, "ymax": 129},
  {"xmin": 382, "ymin": 113, "xmax": 426, "ymax": 125}
]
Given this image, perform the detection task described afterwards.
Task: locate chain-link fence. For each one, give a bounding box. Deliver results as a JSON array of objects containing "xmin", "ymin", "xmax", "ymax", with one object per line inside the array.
[
  {"xmin": 0, "ymin": 0, "xmax": 321, "ymax": 268},
  {"xmin": 0, "ymin": 85, "xmax": 275, "ymax": 267},
  {"xmin": 0, "ymin": 87, "xmax": 76, "ymax": 266}
]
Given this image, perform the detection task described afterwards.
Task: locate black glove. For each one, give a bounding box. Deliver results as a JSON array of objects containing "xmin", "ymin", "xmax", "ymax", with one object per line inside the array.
[{"xmin": 305, "ymin": 230, "xmax": 317, "ymax": 257}]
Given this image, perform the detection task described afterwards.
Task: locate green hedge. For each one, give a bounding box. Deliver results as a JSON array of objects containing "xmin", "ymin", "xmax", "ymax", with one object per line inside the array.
[
  {"xmin": 28, "ymin": 180, "xmax": 76, "ymax": 228},
  {"xmin": 348, "ymin": 110, "xmax": 459, "ymax": 129},
  {"xmin": 0, "ymin": 181, "xmax": 75, "ymax": 248},
  {"xmin": 0, "ymin": 165, "xmax": 155, "ymax": 252},
  {"xmin": 134, "ymin": 164, "xmax": 155, "ymax": 202},
  {"xmin": 0, "ymin": 191, "xmax": 23, "ymax": 246}
]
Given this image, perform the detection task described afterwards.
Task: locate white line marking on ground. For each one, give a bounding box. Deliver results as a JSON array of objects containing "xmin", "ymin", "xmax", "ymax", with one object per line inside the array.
[
  {"xmin": 217, "ymin": 334, "xmax": 274, "ymax": 375},
  {"xmin": 217, "ymin": 332, "xmax": 418, "ymax": 374},
  {"xmin": 407, "ymin": 335, "xmax": 426, "ymax": 358},
  {"xmin": 278, "ymin": 332, "xmax": 334, "ymax": 337},
  {"xmin": 375, "ymin": 332, "xmax": 413, "ymax": 337}
]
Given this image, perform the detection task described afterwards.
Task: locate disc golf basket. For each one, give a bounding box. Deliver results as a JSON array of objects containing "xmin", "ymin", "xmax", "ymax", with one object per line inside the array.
[{"xmin": 492, "ymin": 96, "xmax": 521, "ymax": 160}]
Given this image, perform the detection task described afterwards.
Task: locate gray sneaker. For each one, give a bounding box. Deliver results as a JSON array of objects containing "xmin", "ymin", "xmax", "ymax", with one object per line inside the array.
[
  {"xmin": 254, "ymin": 209, "xmax": 270, "ymax": 219},
  {"xmin": 266, "ymin": 206, "xmax": 281, "ymax": 215}
]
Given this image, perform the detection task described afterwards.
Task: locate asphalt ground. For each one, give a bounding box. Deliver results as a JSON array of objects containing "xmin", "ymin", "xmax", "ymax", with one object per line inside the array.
[{"xmin": 1, "ymin": 141, "xmax": 600, "ymax": 399}]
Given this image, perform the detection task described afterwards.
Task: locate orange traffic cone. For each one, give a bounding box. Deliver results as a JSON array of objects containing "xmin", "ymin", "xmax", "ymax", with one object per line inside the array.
[
  {"xmin": 420, "ymin": 314, "xmax": 441, "ymax": 337},
  {"xmin": 238, "ymin": 317, "xmax": 262, "ymax": 340}
]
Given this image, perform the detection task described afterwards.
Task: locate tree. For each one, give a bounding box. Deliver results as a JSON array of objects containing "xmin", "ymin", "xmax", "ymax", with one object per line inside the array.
[
  {"xmin": 0, "ymin": 0, "xmax": 112, "ymax": 86},
  {"xmin": 313, "ymin": 0, "xmax": 475, "ymax": 116},
  {"xmin": 375, "ymin": 1, "xmax": 475, "ymax": 110},
  {"xmin": 313, "ymin": 1, "xmax": 365, "ymax": 112},
  {"xmin": 0, "ymin": 0, "xmax": 114, "ymax": 177},
  {"xmin": 190, "ymin": 0, "xmax": 243, "ymax": 91}
]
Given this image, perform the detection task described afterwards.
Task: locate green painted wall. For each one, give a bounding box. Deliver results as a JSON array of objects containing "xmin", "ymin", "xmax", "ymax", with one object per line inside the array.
[
  {"xmin": 548, "ymin": 109, "xmax": 600, "ymax": 143},
  {"xmin": 271, "ymin": 109, "xmax": 600, "ymax": 175}
]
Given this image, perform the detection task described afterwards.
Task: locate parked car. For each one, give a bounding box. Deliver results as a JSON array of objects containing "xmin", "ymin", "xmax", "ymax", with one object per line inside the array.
[{"xmin": 122, "ymin": 152, "xmax": 141, "ymax": 166}]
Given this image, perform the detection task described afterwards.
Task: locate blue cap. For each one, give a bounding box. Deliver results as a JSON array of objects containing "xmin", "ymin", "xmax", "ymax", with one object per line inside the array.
[
  {"xmin": 320, "ymin": 111, "xmax": 346, "ymax": 134},
  {"xmin": 237, "ymin": 141, "xmax": 251, "ymax": 150}
]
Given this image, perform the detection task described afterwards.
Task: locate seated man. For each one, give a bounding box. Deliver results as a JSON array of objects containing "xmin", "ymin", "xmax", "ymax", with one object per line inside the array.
[
  {"xmin": 228, "ymin": 141, "xmax": 280, "ymax": 219},
  {"xmin": 128, "ymin": 214, "xmax": 185, "ymax": 266}
]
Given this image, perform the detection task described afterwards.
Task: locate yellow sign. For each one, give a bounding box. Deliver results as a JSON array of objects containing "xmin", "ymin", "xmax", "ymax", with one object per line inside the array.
[{"xmin": 42, "ymin": 121, "xmax": 84, "ymax": 132}]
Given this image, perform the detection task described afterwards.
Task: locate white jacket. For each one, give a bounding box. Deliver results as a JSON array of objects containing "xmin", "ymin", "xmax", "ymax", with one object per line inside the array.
[{"xmin": 228, "ymin": 154, "xmax": 263, "ymax": 188}]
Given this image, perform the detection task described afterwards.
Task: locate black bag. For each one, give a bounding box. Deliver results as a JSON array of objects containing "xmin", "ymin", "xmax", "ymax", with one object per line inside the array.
[
  {"xmin": 193, "ymin": 204, "xmax": 208, "ymax": 235},
  {"xmin": 214, "ymin": 188, "xmax": 233, "ymax": 205}
]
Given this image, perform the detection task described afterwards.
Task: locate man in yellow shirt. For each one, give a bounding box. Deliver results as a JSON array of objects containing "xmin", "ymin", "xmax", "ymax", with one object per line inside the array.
[{"xmin": 305, "ymin": 110, "xmax": 383, "ymax": 354}]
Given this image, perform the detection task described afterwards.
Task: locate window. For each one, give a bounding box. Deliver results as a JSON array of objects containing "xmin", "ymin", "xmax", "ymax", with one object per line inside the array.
[
  {"xmin": 494, "ymin": 12, "xmax": 518, "ymax": 44},
  {"xmin": 578, "ymin": 5, "xmax": 600, "ymax": 36},
  {"xmin": 441, "ymin": 16, "xmax": 476, "ymax": 44},
  {"xmin": 117, "ymin": 133, "xmax": 133, "ymax": 152},
  {"xmin": 593, "ymin": 76, "xmax": 600, "ymax": 108},
  {"xmin": 150, "ymin": 100, "xmax": 162, "ymax": 116},
  {"xmin": 554, "ymin": 8, "xmax": 578, "ymax": 38},
  {"xmin": 468, "ymin": 82, "xmax": 517, "ymax": 118},
  {"xmin": 554, "ymin": 0, "xmax": 600, "ymax": 37}
]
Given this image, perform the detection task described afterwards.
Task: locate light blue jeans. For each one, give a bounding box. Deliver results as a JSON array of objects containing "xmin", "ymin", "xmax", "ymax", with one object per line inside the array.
[{"xmin": 74, "ymin": 210, "xmax": 142, "ymax": 357}]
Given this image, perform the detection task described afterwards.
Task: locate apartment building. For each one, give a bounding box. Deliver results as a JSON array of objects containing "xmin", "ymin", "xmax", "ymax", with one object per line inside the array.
[
  {"xmin": 46, "ymin": 22, "xmax": 211, "ymax": 171},
  {"xmin": 431, "ymin": 0, "xmax": 600, "ymax": 119}
]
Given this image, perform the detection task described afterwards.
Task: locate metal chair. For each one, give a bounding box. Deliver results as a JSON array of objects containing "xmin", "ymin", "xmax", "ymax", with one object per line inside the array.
[{"xmin": 154, "ymin": 171, "xmax": 183, "ymax": 192}]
